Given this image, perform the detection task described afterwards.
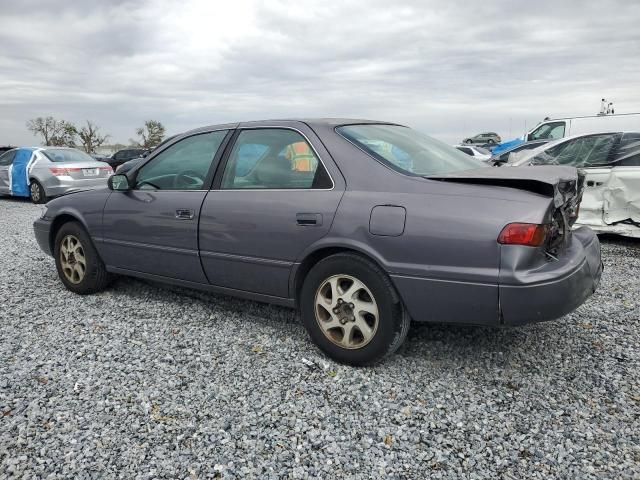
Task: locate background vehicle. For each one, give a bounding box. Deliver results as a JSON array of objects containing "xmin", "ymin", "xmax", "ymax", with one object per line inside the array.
[
  {"xmin": 462, "ymin": 132, "xmax": 501, "ymax": 145},
  {"xmin": 510, "ymin": 132, "xmax": 640, "ymax": 238},
  {"xmin": 0, "ymin": 146, "xmax": 15, "ymax": 155},
  {"xmin": 0, "ymin": 147, "xmax": 112, "ymax": 203},
  {"xmin": 115, "ymin": 156, "xmax": 145, "ymax": 174},
  {"xmin": 105, "ymin": 148, "xmax": 149, "ymax": 169},
  {"xmin": 91, "ymin": 153, "xmax": 112, "ymax": 163},
  {"xmin": 525, "ymin": 113, "xmax": 640, "ymax": 142},
  {"xmin": 455, "ymin": 144, "xmax": 492, "ymax": 161},
  {"xmin": 491, "ymin": 139, "xmax": 550, "ymax": 165}
]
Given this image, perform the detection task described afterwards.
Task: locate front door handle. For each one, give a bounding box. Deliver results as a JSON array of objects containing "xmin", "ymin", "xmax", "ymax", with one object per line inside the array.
[
  {"xmin": 175, "ymin": 209, "xmax": 195, "ymax": 220},
  {"xmin": 296, "ymin": 213, "xmax": 322, "ymax": 226}
]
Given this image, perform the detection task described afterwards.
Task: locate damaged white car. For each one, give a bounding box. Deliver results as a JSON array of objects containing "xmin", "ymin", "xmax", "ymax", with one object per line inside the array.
[{"xmin": 510, "ymin": 132, "xmax": 640, "ymax": 238}]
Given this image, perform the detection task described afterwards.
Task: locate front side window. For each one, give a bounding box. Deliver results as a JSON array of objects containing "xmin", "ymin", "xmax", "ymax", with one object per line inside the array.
[
  {"xmin": 135, "ymin": 130, "xmax": 227, "ymax": 190},
  {"xmin": 337, "ymin": 124, "xmax": 481, "ymax": 176},
  {"xmin": 531, "ymin": 134, "xmax": 618, "ymax": 167},
  {"xmin": 221, "ymin": 129, "xmax": 332, "ymax": 189},
  {"xmin": 529, "ymin": 122, "xmax": 566, "ymax": 141}
]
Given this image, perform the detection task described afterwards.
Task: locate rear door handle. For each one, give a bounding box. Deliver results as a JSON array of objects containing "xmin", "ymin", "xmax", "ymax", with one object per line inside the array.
[
  {"xmin": 175, "ymin": 209, "xmax": 195, "ymax": 220},
  {"xmin": 296, "ymin": 213, "xmax": 322, "ymax": 226}
]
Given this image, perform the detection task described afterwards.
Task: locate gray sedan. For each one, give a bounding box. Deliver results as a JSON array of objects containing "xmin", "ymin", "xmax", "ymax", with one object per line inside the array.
[
  {"xmin": 0, "ymin": 147, "xmax": 113, "ymax": 203},
  {"xmin": 33, "ymin": 119, "xmax": 602, "ymax": 365}
]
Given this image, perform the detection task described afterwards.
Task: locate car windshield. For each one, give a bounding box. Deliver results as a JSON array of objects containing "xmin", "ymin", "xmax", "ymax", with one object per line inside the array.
[
  {"xmin": 337, "ymin": 124, "xmax": 481, "ymax": 176},
  {"xmin": 42, "ymin": 148, "xmax": 94, "ymax": 163}
]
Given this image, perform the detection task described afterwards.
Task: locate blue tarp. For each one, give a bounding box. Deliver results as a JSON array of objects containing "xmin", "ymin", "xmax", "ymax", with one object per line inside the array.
[
  {"xmin": 490, "ymin": 138, "xmax": 524, "ymax": 155},
  {"xmin": 10, "ymin": 148, "xmax": 35, "ymax": 197}
]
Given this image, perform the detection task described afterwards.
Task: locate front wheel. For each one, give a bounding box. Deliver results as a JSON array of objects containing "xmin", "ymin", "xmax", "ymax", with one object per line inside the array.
[
  {"xmin": 465, "ymin": 139, "xmax": 473, "ymax": 144},
  {"xmin": 300, "ymin": 253, "xmax": 410, "ymax": 366},
  {"xmin": 487, "ymin": 139, "xmax": 496, "ymax": 144},
  {"xmin": 30, "ymin": 180, "xmax": 47, "ymax": 204},
  {"xmin": 54, "ymin": 221, "xmax": 112, "ymax": 294}
]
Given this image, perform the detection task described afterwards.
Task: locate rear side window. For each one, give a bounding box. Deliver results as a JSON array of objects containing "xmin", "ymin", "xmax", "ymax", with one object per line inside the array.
[
  {"xmin": 614, "ymin": 133, "xmax": 640, "ymax": 166},
  {"xmin": 532, "ymin": 134, "xmax": 618, "ymax": 167},
  {"xmin": 221, "ymin": 129, "xmax": 332, "ymax": 189},
  {"xmin": 135, "ymin": 130, "xmax": 227, "ymax": 190}
]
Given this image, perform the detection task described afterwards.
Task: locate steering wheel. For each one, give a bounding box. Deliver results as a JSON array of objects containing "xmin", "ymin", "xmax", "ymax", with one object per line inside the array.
[{"xmin": 173, "ymin": 170, "xmax": 205, "ymax": 189}]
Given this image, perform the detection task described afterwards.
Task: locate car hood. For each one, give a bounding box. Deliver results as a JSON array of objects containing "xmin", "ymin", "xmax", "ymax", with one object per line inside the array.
[{"xmin": 428, "ymin": 166, "xmax": 583, "ymax": 208}]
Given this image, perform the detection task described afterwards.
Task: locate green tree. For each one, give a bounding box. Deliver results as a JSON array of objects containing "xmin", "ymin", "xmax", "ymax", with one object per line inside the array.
[
  {"xmin": 77, "ymin": 121, "xmax": 110, "ymax": 153},
  {"xmin": 132, "ymin": 120, "xmax": 166, "ymax": 148},
  {"xmin": 26, "ymin": 116, "xmax": 77, "ymax": 146}
]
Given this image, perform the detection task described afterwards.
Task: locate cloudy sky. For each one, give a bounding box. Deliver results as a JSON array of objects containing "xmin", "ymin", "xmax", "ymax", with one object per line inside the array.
[{"xmin": 1, "ymin": 0, "xmax": 639, "ymax": 146}]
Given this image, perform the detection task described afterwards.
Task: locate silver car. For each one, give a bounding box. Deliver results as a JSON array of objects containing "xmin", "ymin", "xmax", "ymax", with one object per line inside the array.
[{"xmin": 0, "ymin": 147, "xmax": 113, "ymax": 204}]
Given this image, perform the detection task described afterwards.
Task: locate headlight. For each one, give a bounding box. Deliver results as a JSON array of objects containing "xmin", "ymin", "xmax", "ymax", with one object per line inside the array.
[{"xmin": 40, "ymin": 206, "xmax": 48, "ymax": 219}]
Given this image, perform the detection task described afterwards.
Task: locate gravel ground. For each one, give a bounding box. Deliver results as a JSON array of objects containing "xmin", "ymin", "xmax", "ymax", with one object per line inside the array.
[{"xmin": 0, "ymin": 197, "xmax": 638, "ymax": 479}]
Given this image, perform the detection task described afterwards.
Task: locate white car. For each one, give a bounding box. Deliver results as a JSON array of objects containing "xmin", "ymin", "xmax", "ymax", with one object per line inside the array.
[
  {"xmin": 510, "ymin": 132, "xmax": 640, "ymax": 238},
  {"xmin": 454, "ymin": 145, "xmax": 492, "ymax": 162}
]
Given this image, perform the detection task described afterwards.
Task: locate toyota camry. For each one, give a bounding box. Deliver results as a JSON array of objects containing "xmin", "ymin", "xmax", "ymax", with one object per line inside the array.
[{"xmin": 33, "ymin": 119, "xmax": 602, "ymax": 365}]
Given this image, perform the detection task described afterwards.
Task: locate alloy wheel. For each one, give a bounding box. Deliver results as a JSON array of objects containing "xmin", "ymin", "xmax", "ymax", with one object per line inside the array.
[
  {"xmin": 59, "ymin": 235, "xmax": 87, "ymax": 284},
  {"xmin": 30, "ymin": 183, "xmax": 40, "ymax": 202},
  {"xmin": 314, "ymin": 274, "xmax": 379, "ymax": 349}
]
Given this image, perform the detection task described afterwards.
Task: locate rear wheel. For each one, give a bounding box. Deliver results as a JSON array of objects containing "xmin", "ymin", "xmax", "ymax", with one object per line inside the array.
[
  {"xmin": 487, "ymin": 139, "xmax": 496, "ymax": 144},
  {"xmin": 300, "ymin": 253, "xmax": 410, "ymax": 366},
  {"xmin": 29, "ymin": 180, "xmax": 47, "ymax": 204},
  {"xmin": 54, "ymin": 222, "xmax": 111, "ymax": 294}
]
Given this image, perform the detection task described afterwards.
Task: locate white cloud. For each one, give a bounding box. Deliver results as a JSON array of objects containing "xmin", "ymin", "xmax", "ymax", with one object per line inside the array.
[{"xmin": 0, "ymin": 0, "xmax": 639, "ymax": 146}]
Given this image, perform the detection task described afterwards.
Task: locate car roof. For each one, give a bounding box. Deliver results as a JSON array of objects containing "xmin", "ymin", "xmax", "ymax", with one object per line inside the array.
[{"xmin": 184, "ymin": 118, "xmax": 403, "ymax": 136}]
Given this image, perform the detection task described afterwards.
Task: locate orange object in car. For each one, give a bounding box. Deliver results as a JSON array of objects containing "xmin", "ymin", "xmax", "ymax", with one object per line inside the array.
[{"xmin": 285, "ymin": 142, "xmax": 316, "ymax": 171}]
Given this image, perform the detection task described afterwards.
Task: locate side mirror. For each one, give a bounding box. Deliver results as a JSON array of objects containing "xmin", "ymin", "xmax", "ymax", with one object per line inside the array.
[{"xmin": 108, "ymin": 174, "xmax": 130, "ymax": 191}]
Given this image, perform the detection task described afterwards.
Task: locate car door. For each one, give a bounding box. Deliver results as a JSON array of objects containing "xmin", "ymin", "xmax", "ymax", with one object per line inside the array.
[
  {"xmin": 199, "ymin": 125, "xmax": 345, "ymax": 298},
  {"xmin": 601, "ymin": 133, "xmax": 640, "ymax": 226},
  {"xmin": 101, "ymin": 129, "xmax": 231, "ymax": 282},
  {"xmin": 0, "ymin": 150, "xmax": 17, "ymax": 194}
]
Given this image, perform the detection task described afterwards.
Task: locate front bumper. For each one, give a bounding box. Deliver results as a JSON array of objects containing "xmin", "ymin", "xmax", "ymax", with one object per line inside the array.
[
  {"xmin": 33, "ymin": 217, "xmax": 53, "ymax": 256},
  {"xmin": 499, "ymin": 227, "xmax": 602, "ymax": 325}
]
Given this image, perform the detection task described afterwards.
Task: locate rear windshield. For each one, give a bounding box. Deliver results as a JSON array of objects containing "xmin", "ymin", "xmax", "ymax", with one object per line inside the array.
[
  {"xmin": 337, "ymin": 124, "xmax": 481, "ymax": 176},
  {"xmin": 42, "ymin": 148, "xmax": 94, "ymax": 163}
]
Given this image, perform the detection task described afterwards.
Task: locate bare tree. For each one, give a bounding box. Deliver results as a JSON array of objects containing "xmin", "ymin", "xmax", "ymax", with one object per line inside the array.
[
  {"xmin": 26, "ymin": 116, "xmax": 77, "ymax": 147},
  {"xmin": 132, "ymin": 120, "xmax": 166, "ymax": 148},
  {"xmin": 77, "ymin": 121, "xmax": 110, "ymax": 153},
  {"xmin": 49, "ymin": 122, "xmax": 78, "ymax": 147}
]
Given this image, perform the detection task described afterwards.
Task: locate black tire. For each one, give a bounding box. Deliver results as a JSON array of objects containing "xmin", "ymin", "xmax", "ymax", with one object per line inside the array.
[
  {"xmin": 300, "ymin": 253, "xmax": 410, "ymax": 366},
  {"xmin": 29, "ymin": 180, "xmax": 47, "ymax": 204},
  {"xmin": 54, "ymin": 221, "xmax": 112, "ymax": 294},
  {"xmin": 487, "ymin": 139, "xmax": 496, "ymax": 144},
  {"xmin": 465, "ymin": 139, "xmax": 473, "ymax": 144}
]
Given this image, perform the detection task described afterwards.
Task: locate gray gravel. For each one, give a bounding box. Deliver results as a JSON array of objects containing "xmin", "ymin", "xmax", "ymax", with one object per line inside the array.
[{"xmin": 1, "ymin": 197, "xmax": 639, "ymax": 479}]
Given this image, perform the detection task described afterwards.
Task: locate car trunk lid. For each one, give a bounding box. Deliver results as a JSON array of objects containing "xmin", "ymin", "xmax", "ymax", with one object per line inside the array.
[{"xmin": 428, "ymin": 166, "xmax": 585, "ymax": 252}]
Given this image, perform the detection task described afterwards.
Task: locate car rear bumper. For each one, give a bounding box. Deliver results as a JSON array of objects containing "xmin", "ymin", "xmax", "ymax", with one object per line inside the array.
[
  {"xmin": 390, "ymin": 227, "xmax": 602, "ymax": 326},
  {"xmin": 499, "ymin": 227, "xmax": 602, "ymax": 325},
  {"xmin": 33, "ymin": 217, "xmax": 53, "ymax": 256},
  {"xmin": 40, "ymin": 176, "xmax": 109, "ymax": 197}
]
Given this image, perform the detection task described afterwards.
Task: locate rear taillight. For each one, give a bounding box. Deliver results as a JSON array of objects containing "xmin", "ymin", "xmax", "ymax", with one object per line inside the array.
[
  {"xmin": 99, "ymin": 166, "xmax": 113, "ymax": 174},
  {"xmin": 498, "ymin": 223, "xmax": 549, "ymax": 247},
  {"xmin": 48, "ymin": 167, "xmax": 82, "ymax": 176}
]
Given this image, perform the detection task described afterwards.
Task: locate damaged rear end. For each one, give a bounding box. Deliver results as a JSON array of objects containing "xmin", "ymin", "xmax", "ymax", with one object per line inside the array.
[{"xmin": 431, "ymin": 166, "xmax": 603, "ymax": 325}]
